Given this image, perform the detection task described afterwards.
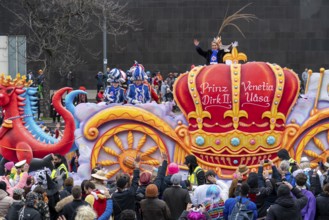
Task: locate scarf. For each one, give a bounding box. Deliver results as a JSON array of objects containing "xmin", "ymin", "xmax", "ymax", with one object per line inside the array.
[
  {"xmin": 210, "ymin": 49, "xmax": 219, "ymax": 64},
  {"xmin": 135, "ymin": 84, "xmax": 144, "ymax": 102}
]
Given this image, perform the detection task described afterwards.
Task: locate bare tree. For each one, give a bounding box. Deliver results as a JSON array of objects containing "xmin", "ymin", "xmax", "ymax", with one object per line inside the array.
[{"xmin": 0, "ymin": 0, "xmax": 139, "ymax": 116}]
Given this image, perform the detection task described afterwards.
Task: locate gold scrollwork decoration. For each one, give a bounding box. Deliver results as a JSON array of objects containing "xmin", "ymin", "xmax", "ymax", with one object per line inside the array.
[
  {"xmin": 187, "ymin": 66, "xmax": 211, "ymax": 130},
  {"xmin": 224, "ymin": 64, "xmax": 248, "ymax": 129},
  {"xmin": 262, "ymin": 63, "xmax": 286, "ymax": 130}
]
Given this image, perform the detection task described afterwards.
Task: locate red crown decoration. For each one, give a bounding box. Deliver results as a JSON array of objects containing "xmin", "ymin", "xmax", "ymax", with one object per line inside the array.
[{"xmin": 174, "ymin": 49, "xmax": 300, "ymax": 176}]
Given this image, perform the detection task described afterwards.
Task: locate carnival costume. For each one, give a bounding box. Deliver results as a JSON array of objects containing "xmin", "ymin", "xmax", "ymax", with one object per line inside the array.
[
  {"xmin": 104, "ymin": 68, "xmax": 126, "ymax": 104},
  {"xmin": 126, "ymin": 62, "xmax": 151, "ymax": 104}
]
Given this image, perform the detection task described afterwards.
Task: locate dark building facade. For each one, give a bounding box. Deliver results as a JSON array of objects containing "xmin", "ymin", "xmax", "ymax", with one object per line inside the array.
[{"xmin": 1, "ymin": 0, "xmax": 329, "ymax": 89}]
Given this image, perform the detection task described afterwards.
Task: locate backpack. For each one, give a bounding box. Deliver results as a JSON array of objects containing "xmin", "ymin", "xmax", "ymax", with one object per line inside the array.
[{"xmin": 228, "ymin": 198, "xmax": 254, "ymax": 220}]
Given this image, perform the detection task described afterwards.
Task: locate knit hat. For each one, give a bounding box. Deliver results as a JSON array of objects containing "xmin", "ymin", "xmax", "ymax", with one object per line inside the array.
[
  {"xmin": 277, "ymin": 184, "xmax": 290, "ymax": 197},
  {"xmin": 117, "ymin": 176, "xmax": 129, "ymax": 189},
  {"xmin": 0, "ymin": 181, "xmax": 6, "ymax": 191},
  {"xmin": 140, "ymin": 171, "xmax": 151, "ymax": 185},
  {"xmin": 184, "ymin": 155, "xmax": 198, "ymax": 166},
  {"xmin": 145, "ymin": 184, "xmax": 158, "ymax": 198},
  {"xmin": 247, "ymin": 172, "xmax": 258, "ymax": 189},
  {"xmin": 171, "ymin": 174, "xmax": 182, "ymax": 185},
  {"xmin": 25, "ymin": 192, "xmax": 38, "ymax": 207},
  {"xmin": 167, "ymin": 163, "xmax": 180, "ymax": 175},
  {"xmin": 4, "ymin": 161, "xmax": 14, "ymax": 171},
  {"xmin": 13, "ymin": 188, "xmax": 24, "ymax": 196},
  {"xmin": 79, "ymin": 86, "xmax": 86, "ymax": 91}
]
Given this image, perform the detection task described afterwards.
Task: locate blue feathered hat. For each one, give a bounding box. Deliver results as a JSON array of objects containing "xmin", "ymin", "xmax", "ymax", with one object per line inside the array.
[
  {"xmin": 130, "ymin": 61, "xmax": 147, "ymax": 81},
  {"xmin": 107, "ymin": 68, "xmax": 126, "ymax": 83}
]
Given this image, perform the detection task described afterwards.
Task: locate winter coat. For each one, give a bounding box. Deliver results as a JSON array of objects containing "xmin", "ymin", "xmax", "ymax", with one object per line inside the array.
[
  {"xmin": 195, "ymin": 46, "xmax": 227, "ymax": 65},
  {"xmin": 299, "ymin": 188, "xmax": 316, "ymax": 220},
  {"xmin": 17, "ymin": 206, "xmax": 42, "ymax": 220},
  {"xmin": 85, "ymin": 189, "xmax": 108, "ymax": 217},
  {"xmin": 308, "ymin": 170, "xmax": 322, "ymax": 196},
  {"xmin": 0, "ymin": 172, "xmax": 28, "ymax": 197},
  {"xmin": 98, "ymin": 199, "xmax": 113, "ymax": 220},
  {"xmin": 185, "ymin": 156, "xmax": 206, "ymax": 187},
  {"xmin": 257, "ymin": 166, "xmax": 278, "ymax": 216},
  {"xmin": 153, "ymin": 160, "xmax": 168, "ymax": 199},
  {"xmin": 0, "ymin": 189, "xmax": 13, "ymax": 217},
  {"xmin": 140, "ymin": 198, "xmax": 171, "ymax": 220},
  {"xmin": 163, "ymin": 186, "xmax": 191, "ymax": 220},
  {"xmin": 135, "ymin": 185, "xmax": 147, "ymax": 220},
  {"xmin": 160, "ymin": 174, "xmax": 187, "ymax": 197},
  {"xmin": 265, "ymin": 187, "xmax": 308, "ymax": 220},
  {"xmin": 316, "ymin": 192, "xmax": 329, "ymax": 220},
  {"xmin": 55, "ymin": 195, "xmax": 74, "ymax": 213},
  {"xmin": 224, "ymin": 196, "xmax": 258, "ymax": 220},
  {"xmin": 36, "ymin": 200, "xmax": 50, "ymax": 220},
  {"xmin": 59, "ymin": 185, "xmax": 72, "ymax": 199},
  {"xmin": 61, "ymin": 199, "xmax": 89, "ymax": 220},
  {"xmin": 5, "ymin": 200, "xmax": 24, "ymax": 220},
  {"xmin": 112, "ymin": 169, "xmax": 140, "ymax": 220}
]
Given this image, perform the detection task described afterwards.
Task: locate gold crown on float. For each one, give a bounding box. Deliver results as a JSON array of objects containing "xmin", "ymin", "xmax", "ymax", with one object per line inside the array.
[{"xmin": 0, "ymin": 73, "xmax": 33, "ymax": 87}]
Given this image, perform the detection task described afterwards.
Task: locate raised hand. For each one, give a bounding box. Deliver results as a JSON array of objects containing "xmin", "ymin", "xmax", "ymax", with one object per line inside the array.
[{"xmin": 193, "ymin": 39, "xmax": 200, "ymax": 46}]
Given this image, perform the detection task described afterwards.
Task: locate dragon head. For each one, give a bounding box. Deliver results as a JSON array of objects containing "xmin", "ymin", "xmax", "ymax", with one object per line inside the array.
[
  {"xmin": 0, "ymin": 86, "xmax": 15, "ymax": 106},
  {"xmin": 0, "ymin": 74, "xmax": 32, "ymax": 107}
]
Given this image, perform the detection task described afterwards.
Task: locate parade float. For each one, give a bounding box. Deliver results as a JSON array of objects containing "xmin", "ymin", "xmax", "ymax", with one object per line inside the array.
[
  {"xmin": 0, "ymin": 48, "xmax": 328, "ymax": 180},
  {"xmin": 73, "ymin": 48, "xmax": 329, "ymax": 180}
]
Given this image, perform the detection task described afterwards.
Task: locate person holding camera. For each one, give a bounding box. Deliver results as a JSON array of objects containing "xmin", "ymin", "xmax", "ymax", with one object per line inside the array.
[
  {"xmin": 235, "ymin": 168, "xmax": 273, "ymax": 219},
  {"xmin": 265, "ymin": 181, "xmax": 307, "ymax": 220}
]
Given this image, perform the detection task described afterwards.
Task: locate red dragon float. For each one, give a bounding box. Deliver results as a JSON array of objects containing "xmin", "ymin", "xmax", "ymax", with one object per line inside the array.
[{"xmin": 0, "ymin": 74, "xmax": 75, "ymax": 164}]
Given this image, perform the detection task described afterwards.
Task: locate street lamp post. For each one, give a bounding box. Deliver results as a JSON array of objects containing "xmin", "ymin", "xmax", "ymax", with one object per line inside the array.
[{"xmin": 103, "ymin": 15, "xmax": 107, "ymax": 75}]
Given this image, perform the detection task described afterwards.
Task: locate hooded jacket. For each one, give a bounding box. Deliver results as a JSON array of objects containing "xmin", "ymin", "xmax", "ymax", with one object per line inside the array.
[
  {"xmin": 141, "ymin": 197, "xmax": 171, "ymax": 220},
  {"xmin": 265, "ymin": 187, "xmax": 307, "ymax": 220},
  {"xmin": 0, "ymin": 172, "xmax": 28, "ymax": 197},
  {"xmin": 299, "ymin": 188, "xmax": 316, "ymax": 220},
  {"xmin": 316, "ymin": 192, "xmax": 329, "ymax": 220},
  {"xmin": 5, "ymin": 199, "xmax": 24, "ymax": 220},
  {"xmin": 55, "ymin": 195, "xmax": 74, "ymax": 213},
  {"xmin": 112, "ymin": 169, "xmax": 140, "ymax": 220},
  {"xmin": 185, "ymin": 155, "xmax": 205, "ymax": 186},
  {"xmin": 0, "ymin": 189, "xmax": 13, "ymax": 217}
]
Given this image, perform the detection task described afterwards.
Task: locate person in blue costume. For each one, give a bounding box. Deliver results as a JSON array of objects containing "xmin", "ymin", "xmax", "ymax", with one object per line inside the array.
[
  {"xmin": 126, "ymin": 62, "xmax": 151, "ymax": 105},
  {"xmin": 194, "ymin": 37, "xmax": 233, "ymax": 65},
  {"xmin": 104, "ymin": 68, "xmax": 125, "ymax": 104}
]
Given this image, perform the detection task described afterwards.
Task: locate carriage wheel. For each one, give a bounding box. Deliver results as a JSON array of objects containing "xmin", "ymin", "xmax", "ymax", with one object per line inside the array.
[{"xmin": 90, "ymin": 124, "xmax": 169, "ymax": 179}]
